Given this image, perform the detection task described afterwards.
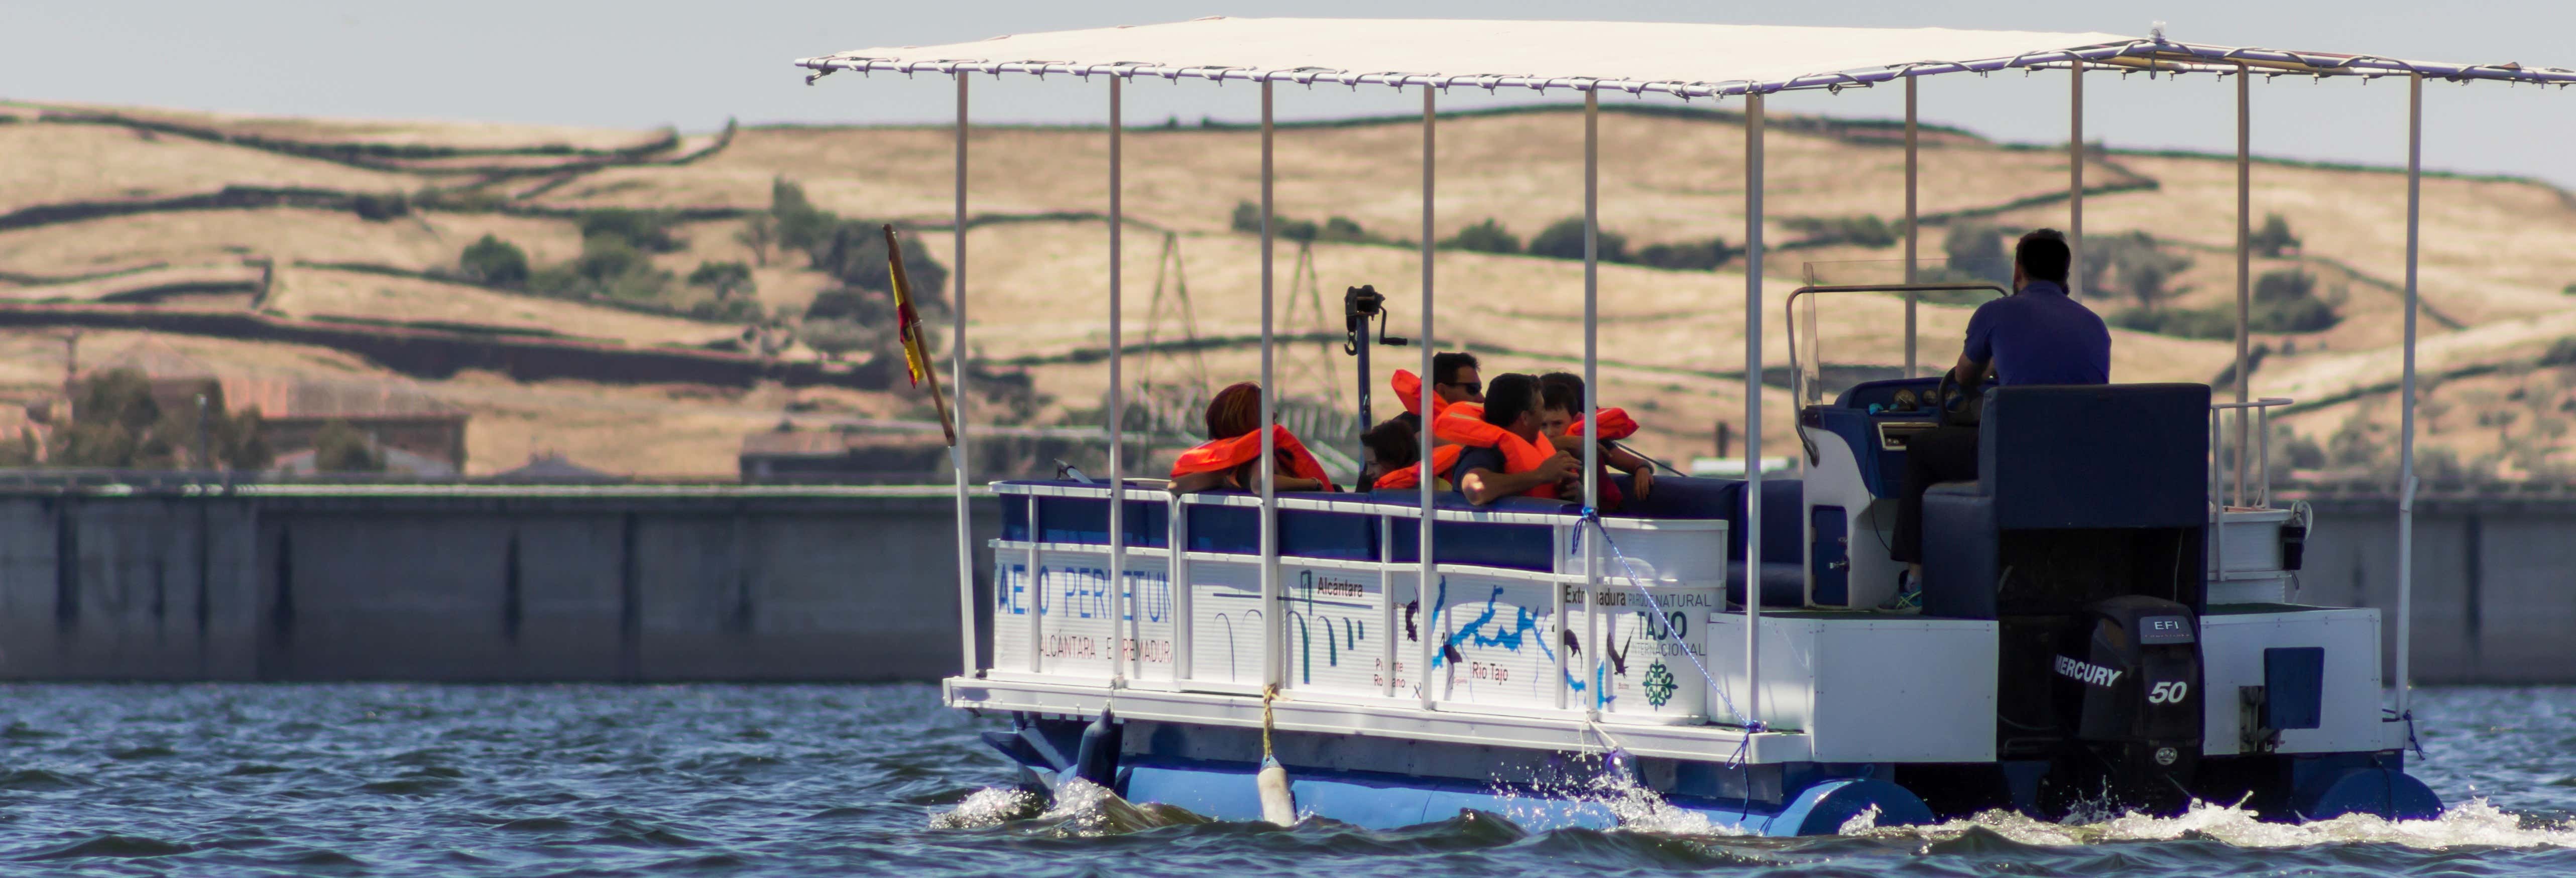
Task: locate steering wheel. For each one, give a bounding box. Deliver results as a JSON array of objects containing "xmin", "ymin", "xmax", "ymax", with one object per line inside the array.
[{"xmin": 1932, "ymin": 371, "xmax": 1980, "ymax": 429}]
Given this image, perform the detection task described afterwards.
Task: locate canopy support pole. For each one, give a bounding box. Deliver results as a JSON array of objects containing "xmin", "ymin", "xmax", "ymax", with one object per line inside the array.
[
  {"xmin": 1577, "ymin": 87, "xmax": 1600, "ymax": 716},
  {"xmin": 1259, "ymin": 79, "xmax": 1281, "ymax": 691},
  {"xmin": 2395, "ymin": 72, "xmax": 2423, "ymax": 721},
  {"xmin": 952, "ymin": 74, "xmax": 977, "ymax": 679},
  {"xmin": 1107, "ymin": 74, "xmax": 1129, "ymax": 685},
  {"xmin": 1418, "ymin": 86, "xmax": 1438, "ymax": 712},
  {"xmin": 1741, "ymin": 91, "xmax": 1766, "ymax": 727},
  {"xmin": 2070, "ymin": 62, "xmax": 2084, "ymax": 296},
  {"xmin": 1904, "ymin": 76, "xmax": 1919, "ymax": 378},
  {"xmin": 2233, "ymin": 64, "xmax": 2253, "ymax": 507}
]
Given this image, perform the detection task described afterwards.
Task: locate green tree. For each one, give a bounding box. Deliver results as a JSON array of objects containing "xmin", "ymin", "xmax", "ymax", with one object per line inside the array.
[
  {"xmin": 1527, "ymin": 217, "xmax": 1628, "ymax": 263},
  {"xmin": 45, "ymin": 371, "xmax": 270, "ymax": 470},
  {"xmin": 1942, "ymin": 222, "xmax": 2009, "ymax": 285},
  {"xmin": 2250, "ymin": 213, "xmax": 2301, "ymax": 258},
  {"xmin": 801, "ymin": 318, "xmax": 874, "ymax": 361},
  {"xmin": 2250, "ymin": 270, "xmax": 2339, "ymax": 332},
  {"xmin": 459, "ymin": 234, "xmax": 531, "ymax": 288},
  {"xmin": 310, "ymin": 420, "xmax": 384, "ymax": 473},
  {"xmin": 735, "ymin": 214, "xmax": 777, "ymax": 267},
  {"xmin": 688, "ymin": 261, "xmax": 756, "ymax": 301},
  {"xmin": 810, "ymin": 221, "xmax": 947, "ymax": 310},
  {"xmin": 1439, "ymin": 218, "xmax": 1520, "ymax": 255},
  {"xmin": 772, "ymin": 177, "xmax": 834, "ymax": 252}
]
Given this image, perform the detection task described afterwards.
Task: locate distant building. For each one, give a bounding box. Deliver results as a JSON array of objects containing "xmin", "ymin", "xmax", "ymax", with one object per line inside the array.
[
  {"xmin": 76, "ymin": 337, "xmax": 471, "ymax": 473},
  {"xmin": 225, "ymin": 377, "xmax": 470, "ymax": 474},
  {"xmin": 740, "ymin": 426, "xmax": 949, "ymax": 483}
]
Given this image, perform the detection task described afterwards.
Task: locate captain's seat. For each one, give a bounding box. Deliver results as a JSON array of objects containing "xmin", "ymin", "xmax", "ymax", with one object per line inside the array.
[{"xmin": 1917, "ymin": 384, "xmax": 2211, "ymax": 618}]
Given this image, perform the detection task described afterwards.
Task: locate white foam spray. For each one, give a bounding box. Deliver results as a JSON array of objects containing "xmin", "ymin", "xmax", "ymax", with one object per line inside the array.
[
  {"xmin": 1859, "ymin": 798, "xmax": 2576, "ymax": 851},
  {"xmin": 931, "ymin": 787, "xmax": 1042, "ymax": 830}
]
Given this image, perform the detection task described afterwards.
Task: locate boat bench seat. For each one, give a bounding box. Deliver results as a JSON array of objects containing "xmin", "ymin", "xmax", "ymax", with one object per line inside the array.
[{"xmin": 996, "ymin": 476, "xmax": 1805, "ymax": 604}]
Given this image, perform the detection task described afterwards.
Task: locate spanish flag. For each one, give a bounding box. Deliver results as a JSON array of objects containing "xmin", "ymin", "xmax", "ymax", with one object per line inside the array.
[{"xmin": 884, "ymin": 224, "xmax": 956, "ymax": 445}]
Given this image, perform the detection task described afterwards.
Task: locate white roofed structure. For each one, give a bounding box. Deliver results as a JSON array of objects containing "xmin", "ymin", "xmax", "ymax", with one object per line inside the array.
[{"xmin": 797, "ymin": 17, "xmax": 2576, "ymax": 97}]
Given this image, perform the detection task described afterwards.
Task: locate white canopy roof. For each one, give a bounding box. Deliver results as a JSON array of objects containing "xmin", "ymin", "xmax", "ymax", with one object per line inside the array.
[{"xmin": 797, "ymin": 17, "xmax": 2576, "ymax": 99}]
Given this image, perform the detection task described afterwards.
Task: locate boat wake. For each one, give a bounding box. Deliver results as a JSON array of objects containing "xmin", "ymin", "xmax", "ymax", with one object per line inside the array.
[{"xmin": 1844, "ymin": 797, "xmax": 2576, "ymax": 850}]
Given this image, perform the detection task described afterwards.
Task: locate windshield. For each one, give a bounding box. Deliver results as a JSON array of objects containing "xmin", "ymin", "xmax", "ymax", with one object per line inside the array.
[{"xmin": 1790, "ymin": 260, "xmax": 2006, "ymax": 409}]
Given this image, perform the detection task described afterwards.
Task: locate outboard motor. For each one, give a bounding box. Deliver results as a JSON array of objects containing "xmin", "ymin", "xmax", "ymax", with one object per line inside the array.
[{"xmin": 2051, "ymin": 595, "xmax": 2202, "ymax": 814}]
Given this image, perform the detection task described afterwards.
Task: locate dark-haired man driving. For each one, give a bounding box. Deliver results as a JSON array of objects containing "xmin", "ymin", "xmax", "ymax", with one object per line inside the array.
[{"xmin": 1890, "ymin": 229, "xmax": 2111, "ymax": 600}]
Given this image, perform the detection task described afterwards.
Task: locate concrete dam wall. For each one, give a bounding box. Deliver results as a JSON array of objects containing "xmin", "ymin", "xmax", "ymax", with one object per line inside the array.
[
  {"xmin": 0, "ymin": 483, "xmax": 2563, "ymax": 683},
  {"xmin": 0, "ymin": 485, "xmax": 998, "ymax": 682}
]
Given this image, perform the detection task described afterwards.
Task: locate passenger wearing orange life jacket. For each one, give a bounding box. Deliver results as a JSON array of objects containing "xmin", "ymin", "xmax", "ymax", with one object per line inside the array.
[
  {"xmin": 1361, "ymin": 417, "xmax": 1454, "ymax": 492},
  {"xmin": 1537, "ymin": 372, "xmax": 1655, "ymax": 510},
  {"xmin": 1448, "ymin": 373, "xmax": 1580, "ymax": 505},
  {"xmin": 1168, "ymin": 382, "xmax": 1336, "ymax": 494},
  {"xmin": 1390, "ymin": 350, "xmax": 1487, "ymax": 420}
]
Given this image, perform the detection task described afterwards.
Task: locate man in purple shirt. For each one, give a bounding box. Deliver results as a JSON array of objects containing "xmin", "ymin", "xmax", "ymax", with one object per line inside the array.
[{"xmin": 1890, "ymin": 229, "xmax": 2110, "ymax": 600}]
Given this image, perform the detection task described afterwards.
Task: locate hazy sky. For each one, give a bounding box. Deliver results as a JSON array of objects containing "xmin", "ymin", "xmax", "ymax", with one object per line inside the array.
[{"xmin": 6, "ymin": 1, "xmax": 2572, "ymax": 186}]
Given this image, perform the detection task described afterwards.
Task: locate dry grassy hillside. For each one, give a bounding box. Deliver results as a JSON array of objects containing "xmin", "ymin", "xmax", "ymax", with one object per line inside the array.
[{"xmin": 2, "ymin": 98, "xmax": 2571, "ymax": 481}]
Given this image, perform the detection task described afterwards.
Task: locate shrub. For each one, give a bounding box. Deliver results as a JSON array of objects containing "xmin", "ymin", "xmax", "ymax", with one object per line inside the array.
[
  {"xmin": 2250, "ymin": 270, "xmax": 2339, "ymax": 332},
  {"xmin": 806, "ymin": 288, "xmax": 891, "ymax": 325},
  {"xmin": 1527, "ymin": 217, "xmax": 1629, "ymax": 263},
  {"xmin": 1942, "ymin": 222, "xmax": 2009, "ymax": 285},
  {"xmin": 459, "ymin": 234, "xmax": 531, "ymax": 289},
  {"xmin": 2111, "ymin": 306, "xmax": 2235, "ymax": 339},
  {"xmin": 1318, "ymin": 216, "xmax": 1373, "ymax": 244},
  {"xmin": 579, "ymin": 208, "xmax": 683, "ymax": 253},
  {"xmin": 311, "ymin": 420, "xmax": 383, "ymax": 473},
  {"xmin": 1439, "ymin": 218, "xmax": 1520, "ymax": 255},
  {"xmin": 1634, "ymin": 238, "xmax": 1733, "ymax": 271},
  {"xmin": 2541, "ymin": 337, "xmax": 2576, "ymax": 367},
  {"xmin": 1786, "ymin": 215, "xmax": 1897, "ymax": 248},
  {"xmin": 690, "ymin": 297, "xmax": 765, "ymax": 322},
  {"xmin": 687, "ymin": 261, "xmax": 756, "ymax": 301},
  {"xmin": 2084, "ymin": 230, "xmax": 2194, "ymax": 310},
  {"xmin": 801, "ymin": 318, "xmax": 875, "ymax": 361},
  {"xmin": 2251, "ymin": 213, "xmax": 2301, "ymax": 258},
  {"xmin": 350, "ymin": 192, "xmax": 410, "ymax": 222}
]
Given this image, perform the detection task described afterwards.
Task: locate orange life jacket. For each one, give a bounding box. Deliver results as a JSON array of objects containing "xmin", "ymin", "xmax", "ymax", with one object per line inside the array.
[
  {"xmin": 1372, "ymin": 445, "xmax": 1462, "ymax": 491},
  {"xmin": 1561, "ymin": 408, "xmax": 1640, "ymax": 511},
  {"xmin": 1169, "ymin": 425, "xmax": 1337, "ymax": 491},
  {"xmin": 1569, "ymin": 408, "xmax": 1639, "ymax": 442},
  {"xmin": 1432, "ymin": 410, "xmax": 1560, "ymax": 500},
  {"xmin": 1390, "ymin": 369, "xmax": 1483, "ymax": 422}
]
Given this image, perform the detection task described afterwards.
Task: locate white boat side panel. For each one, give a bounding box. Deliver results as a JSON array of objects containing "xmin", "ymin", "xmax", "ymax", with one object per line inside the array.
[
  {"xmin": 992, "ymin": 546, "xmax": 1177, "ymax": 679},
  {"xmin": 1709, "ymin": 613, "xmax": 1999, "ymax": 763},
  {"xmin": 1561, "ymin": 519, "xmax": 1729, "ymax": 585},
  {"xmin": 2200, "ymin": 607, "xmax": 2388, "ymax": 757},
  {"xmin": 1422, "ymin": 569, "xmax": 1567, "ymax": 710},
  {"xmin": 1279, "ymin": 563, "xmax": 1394, "ymax": 699},
  {"xmin": 1574, "ymin": 581, "xmax": 1720, "ymax": 725},
  {"xmin": 1186, "ymin": 557, "xmax": 1269, "ymax": 689},
  {"xmin": 946, "ymin": 676, "xmax": 1816, "ymax": 764}
]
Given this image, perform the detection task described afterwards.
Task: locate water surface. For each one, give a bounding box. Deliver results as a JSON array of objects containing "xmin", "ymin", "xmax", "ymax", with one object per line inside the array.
[{"xmin": 2, "ymin": 683, "xmax": 2570, "ymax": 875}]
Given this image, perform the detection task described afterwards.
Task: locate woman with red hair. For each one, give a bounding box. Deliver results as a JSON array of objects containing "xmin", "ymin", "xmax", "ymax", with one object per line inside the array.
[{"xmin": 1167, "ymin": 382, "xmax": 1335, "ymax": 494}]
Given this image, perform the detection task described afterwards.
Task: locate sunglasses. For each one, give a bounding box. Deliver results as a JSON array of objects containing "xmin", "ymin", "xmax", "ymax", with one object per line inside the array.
[{"xmin": 1439, "ymin": 380, "xmax": 1483, "ymax": 395}]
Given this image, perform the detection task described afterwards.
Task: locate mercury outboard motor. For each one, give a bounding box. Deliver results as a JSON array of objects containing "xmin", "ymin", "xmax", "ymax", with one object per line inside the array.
[{"xmin": 2051, "ymin": 595, "xmax": 2202, "ymax": 814}]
